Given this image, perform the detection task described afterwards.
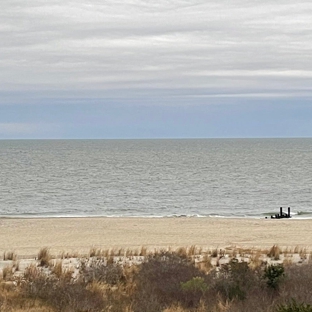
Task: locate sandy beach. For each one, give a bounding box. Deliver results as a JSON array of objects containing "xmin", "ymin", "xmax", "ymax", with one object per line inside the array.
[{"xmin": 1, "ymin": 217, "xmax": 312, "ymax": 258}]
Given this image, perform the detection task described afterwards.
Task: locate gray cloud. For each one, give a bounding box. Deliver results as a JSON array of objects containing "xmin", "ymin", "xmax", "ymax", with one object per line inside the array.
[{"xmin": 1, "ymin": 0, "xmax": 312, "ymax": 103}]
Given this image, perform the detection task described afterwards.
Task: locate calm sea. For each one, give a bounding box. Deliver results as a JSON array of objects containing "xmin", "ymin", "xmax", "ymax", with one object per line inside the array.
[{"xmin": 0, "ymin": 139, "xmax": 311, "ymax": 219}]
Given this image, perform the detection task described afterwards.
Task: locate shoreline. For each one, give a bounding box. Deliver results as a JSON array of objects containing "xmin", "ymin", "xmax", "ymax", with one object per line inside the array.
[
  {"xmin": 1, "ymin": 217, "xmax": 312, "ymax": 258},
  {"xmin": 1, "ymin": 214, "xmax": 311, "ymax": 219}
]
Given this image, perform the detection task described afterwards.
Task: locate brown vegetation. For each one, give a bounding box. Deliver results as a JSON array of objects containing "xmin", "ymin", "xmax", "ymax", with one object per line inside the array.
[
  {"xmin": 37, "ymin": 247, "xmax": 51, "ymax": 267},
  {"xmin": 268, "ymin": 245, "xmax": 281, "ymax": 260},
  {"xmin": 1, "ymin": 246, "xmax": 312, "ymax": 311},
  {"xmin": 3, "ymin": 251, "xmax": 16, "ymax": 261}
]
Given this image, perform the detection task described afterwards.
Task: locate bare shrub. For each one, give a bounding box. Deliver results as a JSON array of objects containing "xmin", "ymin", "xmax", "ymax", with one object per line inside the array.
[
  {"xmin": 133, "ymin": 251, "xmax": 207, "ymax": 311},
  {"xmin": 23, "ymin": 264, "xmax": 107, "ymax": 312},
  {"xmin": 80, "ymin": 258, "xmax": 124, "ymax": 285},
  {"xmin": 212, "ymin": 259, "xmax": 262, "ymax": 302},
  {"xmin": 278, "ymin": 263, "xmax": 312, "ymax": 305},
  {"xmin": 275, "ymin": 299, "xmax": 312, "ymax": 312}
]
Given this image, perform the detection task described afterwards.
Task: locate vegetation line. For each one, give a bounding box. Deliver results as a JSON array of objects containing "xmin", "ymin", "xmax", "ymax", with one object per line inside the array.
[{"xmin": 0, "ymin": 245, "xmax": 311, "ymax": 311}]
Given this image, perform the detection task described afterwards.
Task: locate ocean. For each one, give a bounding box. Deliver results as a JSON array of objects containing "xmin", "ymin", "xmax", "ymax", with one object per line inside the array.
[{"xmin": 0, "ymin": 138, "xmax": 311, "ymax": 219}]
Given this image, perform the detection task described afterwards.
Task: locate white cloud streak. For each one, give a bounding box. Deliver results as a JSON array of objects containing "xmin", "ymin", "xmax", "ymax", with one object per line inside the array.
[
  {"xmin": 1, "ymin": 0, "xmax": 312, "ymax": 103},
  {"xmin": 0, "ymin": 123, "xmax": 35, "ymax": 134},
  {"xmin": 0, "ymin": 122, "xmax": 63, "ymax": 140}
]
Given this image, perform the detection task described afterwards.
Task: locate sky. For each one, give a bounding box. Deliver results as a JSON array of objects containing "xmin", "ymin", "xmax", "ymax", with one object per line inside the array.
[{"xmin": 1, "ymin": 0, "xmax": 312, "ymax": 139}]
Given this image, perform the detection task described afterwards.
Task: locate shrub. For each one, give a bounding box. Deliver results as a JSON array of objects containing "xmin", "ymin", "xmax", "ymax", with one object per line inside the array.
[
  {"xmin": 80, "ymin": 258, "xmax": 124, "ymax": 285},
  {"xmin": 276, "ymin": 299, "xmax": 312, "ymax": 312},
  {"xmin": 181, "ymin": 277, "xmax": 208, "ymax": 293},
  {"xmin": 23, "ymin": 265, "xmax": 107, "ymax": 312},
  {"xmin": 181, "ymin": 277, "xmax": 209, "ymax": 307},
  {"xmin": 133, "ymin": 251, "xmax": 207, "ymax": 311},
  {"xmin": 280, "ymin": 263, "xmax": 312, "ymax": 304},
  {"xmin": 213, "ymin": 259, "xmax": 255, "ymax": 301},
  {"xmin": 263, "ymin": 264, "xmax": 285, "ymax": 289}
]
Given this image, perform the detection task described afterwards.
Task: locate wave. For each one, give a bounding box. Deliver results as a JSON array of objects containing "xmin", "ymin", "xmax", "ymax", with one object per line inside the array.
[{"xmin": 1, "ymin": 210, "xmax": 312, "ymax": 219}]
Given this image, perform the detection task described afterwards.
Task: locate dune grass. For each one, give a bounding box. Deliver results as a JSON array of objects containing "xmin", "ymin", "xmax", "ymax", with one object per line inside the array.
[
  {"xmin": 37, "ymin": 247, "xmax": 51, "ymax": 267},
  {"xmin": 3, "ymin": 251, "xmax": 16, "ymax": 261}
]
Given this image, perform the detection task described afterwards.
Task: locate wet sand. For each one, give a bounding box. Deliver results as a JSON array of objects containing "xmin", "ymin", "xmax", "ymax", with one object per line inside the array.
[{"xmin": 1, "ymin": 217, "xmax": 311, "ymax": 257}]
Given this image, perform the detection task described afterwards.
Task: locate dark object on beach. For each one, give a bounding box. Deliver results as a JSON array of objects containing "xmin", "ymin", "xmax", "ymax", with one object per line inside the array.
[{"xmin": 270, "ymin": 207, "xmax": 291, "ymax": 219}]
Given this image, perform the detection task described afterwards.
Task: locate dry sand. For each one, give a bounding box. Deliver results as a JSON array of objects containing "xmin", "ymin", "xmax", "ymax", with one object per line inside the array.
[{"xmin": 1, "ymin": 217, "xmax": 312, "ymax": 258}]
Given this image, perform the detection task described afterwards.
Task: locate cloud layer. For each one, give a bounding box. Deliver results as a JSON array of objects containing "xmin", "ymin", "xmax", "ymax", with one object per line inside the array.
[
  {"xmin": 1, "ymin": 0, "xmax": 312, "ymax": 103},
  {"xmin": 1, "ymin": 1, "xmax": 312, "ymax": 138}
]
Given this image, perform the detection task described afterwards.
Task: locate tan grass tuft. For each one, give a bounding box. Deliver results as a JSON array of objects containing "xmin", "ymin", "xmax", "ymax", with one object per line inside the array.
[
  {"xmin": 2, "ymin": 265, "xmax": 14, "ymax": 281},
  {"xmin": 3, "ymin": 251, "xmax": 16, "ymax": 261},
  {"xmin": 249, "ymin": 250, "xmax": 262, "ymax": 268},
  {"xmin": 267, "ymin": 245, "xmax": 281, "ymax": 260},
  {"xmin": 60, "ymin": 251, "xmax": 80, "ymax": 259},
  {"xmin": 299, "ymin": 247, "xmax": 307, "ymax": 259},
  {"xmin": 13, "ymin": 260, "xmax": 20, "ymax": 272},
  {"xmin": 211, "ymin": 248, "xmax": 218, "ymax": 258},
  {"xmin": 139, "ymin": 246, "xmax": 147, "ymax": 256},
  {"xmin": 293, "ymin": 245, "xmax": 300, "ymax": 254},
  {"xmin": 200, "ymin": 253, "xmax": 213, "ymax": 272},
  {"xmin": 117, "ymin": 248, "xmax": 125, "ymax": 256},
  {"xmin": 187, "ymin": 245, "xmax": 197, "ymax": 256},
  {"xmin": 37, "ymin": 247, "xmax": 52, "ymax": 267},
  {"xmin": 176, "ymin": 247, "xmax": 187, "ymax": 258},
  {"xmin": 89, "ymin": 247, "xmax": 98, "ymax": 257},
  {"xmin": 212, "ymin": 299, "xmax": 232, "ymax": 312},
  {"xmin": 163, "ymin": 305, "xmax": 188, "ymax": 312},
  {"xmin": 51, "ymin": 260, "xmax": 63, "ymax": 278}
]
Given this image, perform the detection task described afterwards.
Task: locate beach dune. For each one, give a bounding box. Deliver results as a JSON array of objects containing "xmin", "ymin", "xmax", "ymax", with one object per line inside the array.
[{"xmin": 1, "ymin": 217, "xmax": 311, "ymax": 258}]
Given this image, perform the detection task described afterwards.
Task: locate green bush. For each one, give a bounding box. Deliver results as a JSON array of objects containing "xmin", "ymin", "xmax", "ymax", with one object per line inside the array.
[
  {"xmin": 263, "ymin": 263, "xmax": 285, "ymax": 289},
  {"xmin": 181, "ymin": 276, "xmax": 208, "ymax": 293},
  {"xmin": 180, "ymin": 277, "xmax": 209, "ymax": 307}
]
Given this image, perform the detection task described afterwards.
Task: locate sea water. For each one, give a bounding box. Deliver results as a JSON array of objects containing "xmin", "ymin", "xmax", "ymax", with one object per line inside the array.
[{"xmin": 0, "ymin": 138, "xmax": 311, "ymax": 219}]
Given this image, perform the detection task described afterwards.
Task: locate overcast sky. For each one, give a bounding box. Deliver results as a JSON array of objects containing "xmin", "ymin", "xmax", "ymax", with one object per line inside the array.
[{"xmin": 1, "ymin": 0, "xmax": 312, "ymax": 139}]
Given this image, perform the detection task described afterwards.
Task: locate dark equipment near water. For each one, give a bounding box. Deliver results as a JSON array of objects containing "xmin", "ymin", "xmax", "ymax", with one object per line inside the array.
[{"xmin": 269, "ymin": 207, "xmax": 291, "ymax": 219}]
